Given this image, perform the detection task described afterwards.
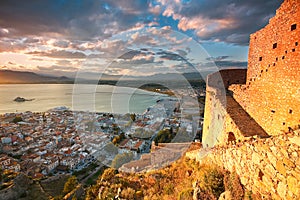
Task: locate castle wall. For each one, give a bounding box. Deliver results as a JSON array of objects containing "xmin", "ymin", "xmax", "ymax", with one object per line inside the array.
[
  {"xmin": 202, "ymin": 69, "xmax": 249, "ymax": 147},
  {"xmin": 194, "ymin": 131, "xmax": 300, "ymax": 199},
  {"xmin": 230, "ymin": 0, "xmax": 300, "ymax": 135},
  {"xmin": 197, "ymin": 1, "xmax": 300, "ymax": 199}
]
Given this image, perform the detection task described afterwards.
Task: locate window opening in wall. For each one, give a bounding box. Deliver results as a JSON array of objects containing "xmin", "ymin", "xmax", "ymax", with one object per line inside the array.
[
  {"xmin": 227, "ymin": 132, "xmax": 236, "ymax": 143},
  {"xmin": 291, "ymin": 24, "xmax": 297, "ymax": 31},
  {"xmin": 258, "ymin": 170, "xmax": 264, "ymax": 181},
  {"xmin": 273, "ymin": 43, "xmax": 277, "ymax": 49},
  {"xmin": 259, "ymin": 57, "xmax": 262, "ymax": 61}
]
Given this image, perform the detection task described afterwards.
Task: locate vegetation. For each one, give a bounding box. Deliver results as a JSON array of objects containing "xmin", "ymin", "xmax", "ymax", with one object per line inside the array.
[
  {"xmin": 73, "ymin": 163, "xmax": 99, "ymax": 180},
  {"xmin": 111, "ymin": 152, "xmax": 134, "ymax": 169},
  {"xmin": 12, "ymin": 116, "xmax": 23, "ymax": 123},
  {"xmin": 132, "ymin": 128, "xmax": 154, "ymax": 139},
  {"xmin": 84, "ymin": 166, "xmax": 107, "ymax": 186},
  {"xmin": 40, "ymin": 175, "xmax": 70, "ymax": 198},
  {"xmin": 85, "ymin": 149, "xmax": 231, "ymax": 200},
  {"xmin": 112, "ymin": 133, "xmax": 125, "ymax": 145},
  {"xmin": 224, "ymin": 171, "xmax": 244, "ymax": 200},
  {"xmin": 130, "ymin": 113, "xmax": 136, "ymax": 122},
  {"xmin": 154, "ymin": 128, "xmax": 175, "ymax": 144},
  {"xmin": 63, "ymin": 176, "xmax": 79, "ymax": 195},
  {"xmin": 198, "ymin": 164, "xmax": 225, "ymax": 198}
]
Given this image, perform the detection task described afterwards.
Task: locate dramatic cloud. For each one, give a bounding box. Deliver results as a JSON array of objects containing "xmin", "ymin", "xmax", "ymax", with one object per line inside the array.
[
  {"xmin": 27, "ymin": 50, "xmax": 87, "ymax": 59},
  {"xmin": 0, "ymin": 0, "xmax": 283, "ymax": 76},
  {"xmin": 158, "ymin": 0, "xmax": 283, "ymax": 45}
]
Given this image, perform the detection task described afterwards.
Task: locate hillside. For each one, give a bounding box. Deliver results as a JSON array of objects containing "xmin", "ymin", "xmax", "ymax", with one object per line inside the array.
[
  {"xmin": 0, "ymin": 70, "xmax": 73, "ymax": 84},
  {"xmin": 85, "ymin": 151, "xmax": 249, "ymax": 200}
]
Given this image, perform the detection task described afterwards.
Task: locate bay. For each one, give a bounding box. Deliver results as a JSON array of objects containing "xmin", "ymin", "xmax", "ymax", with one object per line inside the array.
[{"xmin": 0, "ymin": 84, "xmax": 164, "ymax": 114}]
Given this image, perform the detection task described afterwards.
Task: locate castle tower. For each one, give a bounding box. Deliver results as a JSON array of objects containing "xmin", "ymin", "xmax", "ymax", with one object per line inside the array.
[
  {"xmin": 230, "ymin": 0, "xmax": 300, "ymax": 135},
  {"xmin": 203, "ymin": 0, "xmax": 300, "ymax": 147}
]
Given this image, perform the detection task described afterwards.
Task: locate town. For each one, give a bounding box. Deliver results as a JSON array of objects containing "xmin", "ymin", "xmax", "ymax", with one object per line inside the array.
[{"xmin": 0, "ymin": 93, "xmax": 204, "ymax": 181}]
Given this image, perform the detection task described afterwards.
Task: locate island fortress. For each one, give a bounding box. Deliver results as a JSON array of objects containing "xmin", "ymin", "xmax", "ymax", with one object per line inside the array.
[
  {"xmin": 185, "ymin": 0, "xmax": 300, "ymax": 198},
  {"xmin": 202, "ymin": 0, "xmax": 300, "ymax": 147}
]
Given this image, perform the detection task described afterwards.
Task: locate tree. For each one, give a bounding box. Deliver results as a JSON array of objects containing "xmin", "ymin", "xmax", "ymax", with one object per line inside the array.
[
  {"xmin": 154, "ymin": 129, "xmax": 173, "ymax": 144},
  {"xmin": 130, "ymin": 113, "xmax": 136, "ymax": 122},
  {"xmin": 112, "ymin": 136, "xmax": 120, "ymax": 144},
  {"xmin": 111, "ymin": 152, "xmax": 133, "ymax": 169},
  {"xmin": 0, "ymin": 167, "xmax": 3, "ymax": 183},
  {"xmin": 63, "ymin": 176, "xmax": 78, "ymax": 195},
  {"xmin": 12, "ymin": 116, "xmax": 22, "ymax": 123}
]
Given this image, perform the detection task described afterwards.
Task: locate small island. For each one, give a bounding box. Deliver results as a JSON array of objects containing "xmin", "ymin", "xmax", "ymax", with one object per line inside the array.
[{"xmin": 14, "ymin": 97, "xmax": 34, "ymax": 102}]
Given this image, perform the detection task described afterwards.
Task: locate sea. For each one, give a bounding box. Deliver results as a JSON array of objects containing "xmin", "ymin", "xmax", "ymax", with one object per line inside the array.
[{"xmin": 0, "ymin": 84, "xmax": 165, "ymax": 114}]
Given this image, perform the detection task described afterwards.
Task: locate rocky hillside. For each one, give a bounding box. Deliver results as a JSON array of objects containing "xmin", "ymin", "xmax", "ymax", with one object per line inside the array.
[{"xmin": 85, "ymin": 143, "xmax": 253, "ymax": 200}]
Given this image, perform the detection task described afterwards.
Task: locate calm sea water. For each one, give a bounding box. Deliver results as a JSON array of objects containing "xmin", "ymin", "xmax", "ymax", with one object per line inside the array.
[{"xmin": 0, "ymin": 84, "xmax": 164, "ymax": 114}]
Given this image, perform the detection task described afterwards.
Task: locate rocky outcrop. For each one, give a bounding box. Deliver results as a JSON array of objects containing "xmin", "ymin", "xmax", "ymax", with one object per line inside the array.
[{"xmin": 13, "ymin": 97, "xmax": 34, "ymax": 102}]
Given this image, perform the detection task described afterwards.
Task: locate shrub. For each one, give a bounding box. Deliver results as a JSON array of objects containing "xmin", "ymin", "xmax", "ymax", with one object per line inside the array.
[
  {"xmin": 177, "ymin": 188, "xmax": 193, "ymax": 200},
  {"xmin": 224, "ymin": 171, "xmax": 244, "ymax": 200},
  {"xmin": 164, "ymin": 183, "xmax": 175, "ymax": 195},
  {"xmin": 100, "ymin": 168, "xmax": 117, "ymax": 182},
  {"xmin": 63, "ymin": 176, "xmax": 78, "ymax": 195},
  {"xmin": 120, "ymin": 187, "xmax": 136, "ymax": 199},
  {"xmin": 111, "ymin": 152, "xmax": 133, "ymax": 169},
  {"xmin": 12, "ymin": 116, "xmax": 22, "ymax": 123},
  {"xmin": 198, "ymin": 164, "xmax": 225, "ymax": 199}
]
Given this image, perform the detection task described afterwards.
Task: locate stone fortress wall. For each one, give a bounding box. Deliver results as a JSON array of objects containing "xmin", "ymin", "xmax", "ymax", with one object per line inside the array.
[
  {"xmin": 196, "ymin": 0, "xmax": 300, "ymax": 198},
  {"xmin": 230, "ymin": 0, "xmax": 300, "ymax": 136},
  {"xmin": 203, "ymin": 0, "xmax": 300, "ymax": 146}
]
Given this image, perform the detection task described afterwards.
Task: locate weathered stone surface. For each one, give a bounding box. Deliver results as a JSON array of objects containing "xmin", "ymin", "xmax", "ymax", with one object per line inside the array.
[
  {"xmin": 283, "ymin": 157, "xmax": 295, "ymax": 169},
  {"xmin": 289, "ymin": 137, "xmax": 300, "ymax": 147},
  {"xmin": 277, "ymin": 181, "xmax": 287, "ymax": 199},
  {"xmin": 276, "ymin": 161, "xmax": 287, "ymax": 176},
  {"xmin": 252, "ymin": 152, "xmax": 262, "ymax": 165},
  {"xmin": 266, "ymin": 151, "xmax": 277, "ymax": 167},
  {"xmin": 287, "ymin": 175, "xmax": 299, "ymax": 195},
  {"xmin": 196, "ymin": 1, "xmax": 300, "ymax": 199},
  {"xmin": 262, "ymin": 175, "xmax": 274, "ymax": 189},
  {"xmin": 264, "ymin": 164, "xmax": 277, "ymax": 178}
]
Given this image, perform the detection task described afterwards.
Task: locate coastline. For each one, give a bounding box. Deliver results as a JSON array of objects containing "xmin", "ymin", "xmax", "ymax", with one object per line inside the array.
[{"xmin": 0, "ymin": 84, "xmax": 167, "ymax": 115}]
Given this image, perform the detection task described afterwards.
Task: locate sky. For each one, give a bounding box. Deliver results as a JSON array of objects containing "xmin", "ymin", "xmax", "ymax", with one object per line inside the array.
[{"xmin": 0, "ymin": 0, "xmax": 283, "ymax": 77}]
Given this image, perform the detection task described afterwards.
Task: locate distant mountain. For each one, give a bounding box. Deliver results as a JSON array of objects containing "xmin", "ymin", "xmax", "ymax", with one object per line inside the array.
[
  {"xmin": 0, "ymin": 70, "xmax": 73, "ymax": 84},
  {"xmin": 0, "ymin": 69, "xmax": 209, "ymax": 85}
]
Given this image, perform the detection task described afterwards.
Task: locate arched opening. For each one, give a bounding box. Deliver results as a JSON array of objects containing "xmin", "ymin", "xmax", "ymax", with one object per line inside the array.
[{"xmin": 227, "ymin": 132, "xmax": 236, "ymax": 143}]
